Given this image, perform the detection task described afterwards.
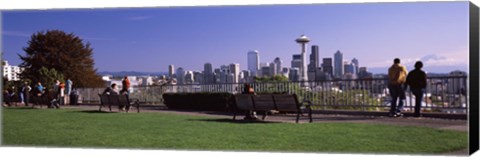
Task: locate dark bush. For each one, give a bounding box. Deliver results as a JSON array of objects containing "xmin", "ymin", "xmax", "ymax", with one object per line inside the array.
[{"xmin": 162, "ymin": 93, "xmax": 234, "ymax": 111}]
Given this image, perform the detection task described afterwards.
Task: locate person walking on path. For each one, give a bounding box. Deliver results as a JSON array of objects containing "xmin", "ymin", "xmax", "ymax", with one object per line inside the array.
[
  {"xmin": 406, "ymin": 61, "xmax": 427, "ymax": 117},
  {"xmin": 21, "ymin": 81, "xmax": 32, "ymax": 106},
  {"xmin": 388, "ymin": 58, "xmax": 408, "ymax": 117}
]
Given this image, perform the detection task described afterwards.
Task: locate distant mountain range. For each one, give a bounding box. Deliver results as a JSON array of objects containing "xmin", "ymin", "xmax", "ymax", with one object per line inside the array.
[{"xmin": 98, "ymin": 71, "xmax": 168, "ymax": 77}]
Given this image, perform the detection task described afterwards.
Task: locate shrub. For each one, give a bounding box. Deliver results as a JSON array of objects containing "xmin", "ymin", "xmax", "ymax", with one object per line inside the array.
[{"xmin": 163, "ymin": 93, "xmax": 234, "ymax": 111}]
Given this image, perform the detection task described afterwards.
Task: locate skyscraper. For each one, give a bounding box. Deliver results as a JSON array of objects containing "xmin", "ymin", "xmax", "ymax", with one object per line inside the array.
[
  {"xmin": 204, "ymin": 63, "xmax": 214, "ymax": 84},
  {"xmin": 168, "ymin": 64, "xmax": 175, "ymax": 78},
  {"xmin": 351, "ymin": 58, "xmax": 359, "ymax": 75},
  {"xmin": 269, "ymin": 62, "xmax": 277, "ymax": 76},
  {"xmin": 308, "ymin": 45, "xmax": 319, "ymax": 81},
  {"xmin": 291, "ymin": 54, "xmax": 302, "ymax": 69},
  {"xmin": 273, "ymin": 57, "xmax": 282, "ymax": 75},
  {"xmin": 247, "ymin": 50, "xmax": 260, "ymax": 77},
  {"xmin": 334, "ymin": 50, "xmax": 344, "ymax": 78},
  {"xmin": 176, "ymin": 67, "xmax": 185, "ymax": 85},
  {"xmin": 322, "ymin": 58, "xmax": 333, "ymax": 76},
  {"xmin": 229, "ymin": 63, "xmax": 240, "ymax": 83}
]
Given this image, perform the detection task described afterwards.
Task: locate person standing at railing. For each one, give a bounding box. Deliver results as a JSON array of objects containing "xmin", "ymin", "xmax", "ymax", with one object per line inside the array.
[
  {"xmin": 121, "ymin": 76, "xmax": 130, "ymax": 95},
  {"xmin": 388, "ymin": 58, "xmax": 408, "ymax": 117},
  {"xmin": 406, "ymin": 61, "xmax": 427, "ymax": 117}
]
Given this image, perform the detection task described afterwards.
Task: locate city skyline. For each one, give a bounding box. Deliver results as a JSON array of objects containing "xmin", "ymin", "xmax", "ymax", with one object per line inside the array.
[{"xmin": 2, "ymin": 2, "xmax": 469, "ymax": 74}]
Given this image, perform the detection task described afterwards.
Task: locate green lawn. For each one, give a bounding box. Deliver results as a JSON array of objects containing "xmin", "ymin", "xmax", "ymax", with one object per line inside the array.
[{"xmin": 1, "ymin": 107, "xmax": 468, "ymax": 154}]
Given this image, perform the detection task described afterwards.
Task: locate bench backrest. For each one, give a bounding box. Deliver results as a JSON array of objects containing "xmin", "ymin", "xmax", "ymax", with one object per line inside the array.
[
  {"xmin": 108, "ymin": 94, "xmax": 120, "ymax": 106},
  {"xmin": 118, "ymin": 94, "xmax": 130, "ymax": 106},
  {"xmin": 234, "ymin": 94, "xmax": 255, "ymax": 110},
  {"xmin": 252, "ymin": 94, "xmax": 276, "ymax": 111},
  {"xmin": 99, "ymin": 94, "xmax": 110, "ymax": 105},
  {"xmin": 272, "ymin": 94, "xmax": 300, "ymax": 112}
]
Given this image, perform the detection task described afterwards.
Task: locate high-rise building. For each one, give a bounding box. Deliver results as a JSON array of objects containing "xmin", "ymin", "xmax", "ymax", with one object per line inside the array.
[
  {"xmin": 168, "ymin": 64, "xmax": 175, "ymax": 78},
  {"xmin": 261, "ymin": 66, "xmax": 271, "ymax": 77},
  {"xmin": 308, "ymin": 45, "xmax": 319, "ymax": 81},
  {"xmin": 176, "ymin": 67, "xmax": 185, "ymax": 85},
  {"xmin": 282, "ymin": 67, "xmax": 290, "ymax": 78},
  {"xmin": 204, "ymin": 63, "xmax": 214, "ymax": 84},
  {"xmin": 269, "ymin": 62, "xmax": 277, "ymax": 76},
  {"xmin": 185, "ymin": 71, "xmax": 194, "ymax": 84},
  {"xmin": 322, "ymin": 58, "xmax": 333, "ymax": 76},
  {"xmin": 2, "ymin": 60, "xmax": 23, "ymax": 81},
  {"xmin": 351, "ymin": 58, "xmax": 359, "ymax": 75},
  {"xmin": 273, "ymin": 57, "xmax": 282, "ymax": 75},
  {"xmin": 289, "ymin": 68, "xmax": 300, "ymax": 82},
  {"xmin": 291, "ymin": 54, "xmax": 302, "ymax": 69},
  {"xmin": 248, "ymin": 50, "xmax": 260, "ymax": 76},
  {"xmin": 241, "ymin": 70, "xmax": 251, "ymax": 83},
  {"xmin": 219, "ymin": 65, "xmax": 230, "ymax": 83},
  {"xmin": 334, "ymin": 50, "xmax": 344, "ymax": 78},
  {"xmin": 229, "ymin": 63, "xmax": 240, "ymax": 83},
  {"xmin": 193, "ymin": 71, "xmax": 203, "ymax": 84},
  {"xmin": 358, "ymin": 67, "xmax": 373, "ymax": 79},
  {"xmin": 344, "ymin": 61, "xmax": 356, "ymax": 74}
]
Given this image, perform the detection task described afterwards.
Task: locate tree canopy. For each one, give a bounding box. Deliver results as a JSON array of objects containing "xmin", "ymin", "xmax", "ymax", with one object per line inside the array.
[
  {"xmin": 254, "ymin": 75, "xmax": 289, "ymax": 83},
  {"xmin": 19, "ymin": 30, "xmax": 104, "ymax": 88}
]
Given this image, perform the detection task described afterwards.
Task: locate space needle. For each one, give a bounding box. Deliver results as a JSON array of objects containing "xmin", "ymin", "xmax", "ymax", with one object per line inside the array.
[{"xmin": 295, "ymin": 34, "xmax": 310, "ymax": 83}]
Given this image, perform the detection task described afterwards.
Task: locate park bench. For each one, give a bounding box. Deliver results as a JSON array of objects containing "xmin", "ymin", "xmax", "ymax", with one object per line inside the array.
[
  {"xmin": 232, "ymin": 94, "xmax": 313, "ymax": 123},
  {"xmin": 98, "ymin": 94, "xmax": 140, "ymax": 113}
]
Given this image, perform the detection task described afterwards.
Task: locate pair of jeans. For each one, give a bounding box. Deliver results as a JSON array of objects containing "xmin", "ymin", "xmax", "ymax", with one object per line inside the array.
[
  {"xmin": 410, "ymin": 88, "xmax": 425, "ymax": 116},
  {"xmin": 388, "ymin": 84, "xmax": 405, "ymax": 114}
]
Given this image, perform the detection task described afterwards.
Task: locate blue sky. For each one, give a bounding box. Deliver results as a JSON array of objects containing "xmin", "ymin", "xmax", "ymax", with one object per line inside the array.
[{"xmin": 2, "ymin": 1, "xmax": 469, "ymax": 74}]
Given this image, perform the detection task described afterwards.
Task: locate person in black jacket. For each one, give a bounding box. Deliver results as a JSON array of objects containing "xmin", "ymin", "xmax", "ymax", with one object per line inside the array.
[{"xmin": 406, "ymin": 61, "xmax": 427, "ymax": 117}]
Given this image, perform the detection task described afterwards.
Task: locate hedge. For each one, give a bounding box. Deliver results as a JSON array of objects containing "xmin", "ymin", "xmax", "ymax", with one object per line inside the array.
[{"xmin": 162, "ymin": 93, "xmax": 234, "ymax": 111}]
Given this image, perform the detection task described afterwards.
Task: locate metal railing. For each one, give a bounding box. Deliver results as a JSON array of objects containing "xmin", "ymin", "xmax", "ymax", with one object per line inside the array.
[{"xmin": 76, "ymin": 76, "xmax": 468, "ymax": 114}]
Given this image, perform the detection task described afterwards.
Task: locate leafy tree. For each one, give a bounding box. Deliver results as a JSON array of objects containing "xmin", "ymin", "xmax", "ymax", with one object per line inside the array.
[
  {"xmin": 37, "ymin": 67, "xmax": 64, "ymax": 92},
  {"xmin": 254, "ymin": 75, "xmax": 289, "ymax": 83},
  {"xmin": 19, "ymin": 30, "xmax": 105, "ymax": 88}
]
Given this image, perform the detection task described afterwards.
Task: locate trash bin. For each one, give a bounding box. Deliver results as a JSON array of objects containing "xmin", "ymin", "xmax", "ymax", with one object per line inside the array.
[{"xmin": 70, "ymin": 93, "xmax": 78, "ymax": 105}]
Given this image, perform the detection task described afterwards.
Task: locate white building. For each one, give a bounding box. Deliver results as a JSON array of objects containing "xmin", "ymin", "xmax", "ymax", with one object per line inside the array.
[
  {"xmin": 2, "ymin": 60, "xmax": 23, "ymax": 81},
  {"xmin": 168, "ymin": 64, "xmax": 175, "ymax": 78},
  {"xmin": 229, "ymin": 63, "xmax": 240, "ymax": 83},
  {"xmin": 247, "ymin": 50, "xmax": 260, "ymax": 77},
  {"xmin": 176, "ymin": 67, "xmax": 185, "ymax": 85}
]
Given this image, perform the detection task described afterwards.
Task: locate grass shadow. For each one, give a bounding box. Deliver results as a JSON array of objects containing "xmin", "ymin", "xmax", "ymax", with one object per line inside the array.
[
  {"xmin": 311, "ymin": 116, "xmax": 378, "ymax": 121},
  {"xmin": 2, "ymin": 106, "xmax": 40, "ymax": 110},
  {"xmin": 75, "ymin": 110, "xmax": 118, "ymax": 114},
  {"xmin": 188, "ymin": 118, "xmax": 282, "ymax": 124}
]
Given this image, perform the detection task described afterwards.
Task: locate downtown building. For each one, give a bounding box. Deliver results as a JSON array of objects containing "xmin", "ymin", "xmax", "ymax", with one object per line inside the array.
[
  {"xmin": 247, "ymin": 50, "xmax": 260, "ymax": 77},
  {"xmin": 334, "ymin": 50, "xmax": 344, "ymax": 79},
  {"xmin": 308, "ymin": 45, "xmax": 319, "ymax": 81},
  {"xmin": 203, "ymin": 63, "xmax": 214, "ymax": 84}
]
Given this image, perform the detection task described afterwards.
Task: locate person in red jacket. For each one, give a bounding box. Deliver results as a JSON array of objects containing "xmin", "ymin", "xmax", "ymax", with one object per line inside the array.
[{"xmin": 121, "ymin": 76, "xmax": 131, "ymax": 95}]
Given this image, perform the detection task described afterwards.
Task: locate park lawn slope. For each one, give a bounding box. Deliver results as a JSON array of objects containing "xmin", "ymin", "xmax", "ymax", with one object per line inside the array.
[{"xmin": 2, "ymin": 108, "xmax": 467, "ymax": 155}]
